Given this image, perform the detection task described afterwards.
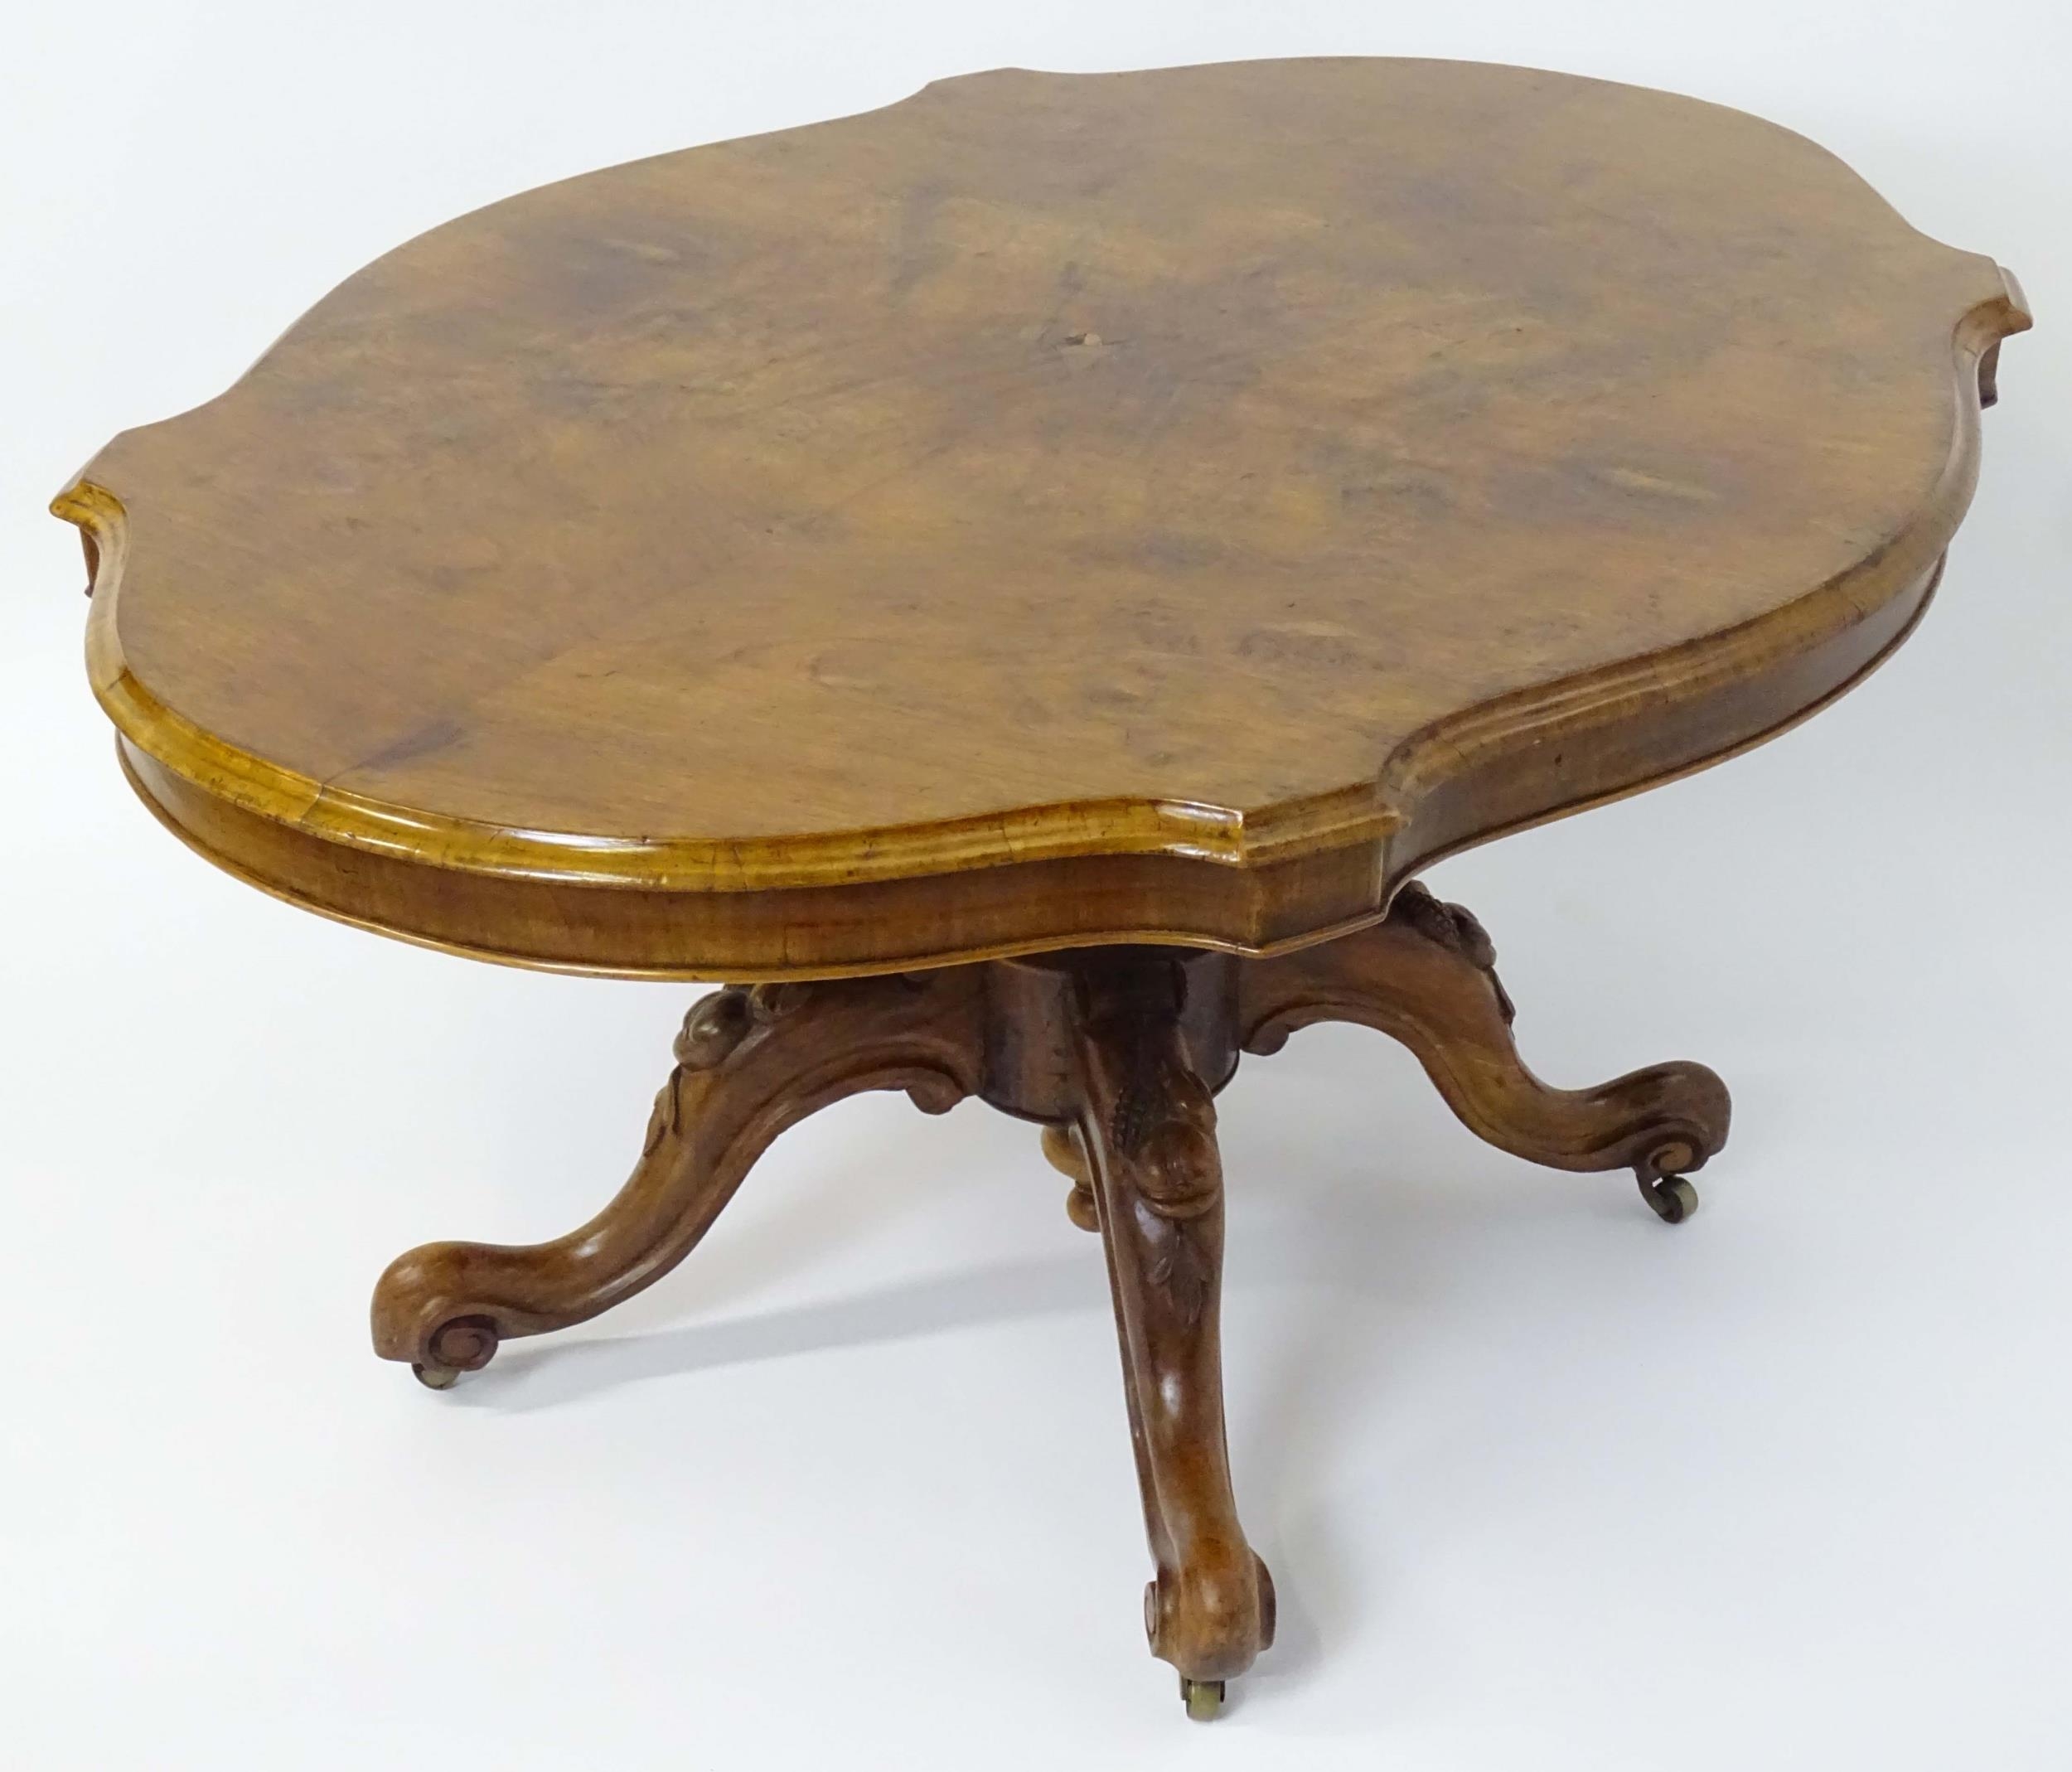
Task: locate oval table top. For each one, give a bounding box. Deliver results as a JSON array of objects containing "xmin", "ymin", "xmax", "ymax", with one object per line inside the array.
[{"xmin": 58, "ymin": 58, "xmax": 2028, "ymax": 979}]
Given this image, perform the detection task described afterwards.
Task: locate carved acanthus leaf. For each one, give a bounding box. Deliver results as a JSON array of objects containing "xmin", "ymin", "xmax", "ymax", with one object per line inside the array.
[
  {"xmin": 1389, "ymin": 880, "xmax": 1517, "ymax": 1024},
  {"xmin": 1143, "ymin": 1211, "xmax": 1216, "ymax": 1329}
]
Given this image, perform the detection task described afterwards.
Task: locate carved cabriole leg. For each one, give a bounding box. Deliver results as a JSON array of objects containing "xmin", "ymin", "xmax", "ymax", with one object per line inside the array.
[
  {"xmin": 1067, "ymin": 956, "xmax": 1273, "ymax": 1717},
  {"xmin": 370, "ymin": 970, "xmax": 985, "ymax": 1386},
  {"xmin": 1240, "ymin": 882, "xmax": 1731, "ymax": 1222}
]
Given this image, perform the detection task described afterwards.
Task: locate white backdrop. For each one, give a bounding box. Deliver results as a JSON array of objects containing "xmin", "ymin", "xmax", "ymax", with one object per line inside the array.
[{"xmin": 3, "ymin": 4, "xmax": 2068, "ymax": 1768}]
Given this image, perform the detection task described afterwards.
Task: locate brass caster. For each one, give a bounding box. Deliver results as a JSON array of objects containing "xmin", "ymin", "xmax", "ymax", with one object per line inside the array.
[
  {"xmin": 412, "ymin": 1362, "xmax": 460, "ymax": 1390},
  {"xmin": 1180, "ymin": 1676, "xmax": 1226, "ymax": 1721},
  {"xmin": 1639, "ymin": 1172, "xmax": 1699, "ymax": 1224},
  {"xmin": 1064, "ymin": 1185, "xmax": 1099, "ymax": 1232}
]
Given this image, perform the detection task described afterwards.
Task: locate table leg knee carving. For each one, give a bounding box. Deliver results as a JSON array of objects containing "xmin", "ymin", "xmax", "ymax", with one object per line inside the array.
[
  {"xmin": 1241, "ymin": 882, "xmax": 1731, "ymax": 1214},
  {"xmin": 370, "ymin": 973, "xmax": 985, "ymax": 1383}
]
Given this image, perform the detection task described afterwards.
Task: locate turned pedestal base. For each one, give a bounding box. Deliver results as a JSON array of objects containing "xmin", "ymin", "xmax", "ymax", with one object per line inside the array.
[{"xmin": 370, "ymin": 883, "xmax": 1730, "ymax": 1718}]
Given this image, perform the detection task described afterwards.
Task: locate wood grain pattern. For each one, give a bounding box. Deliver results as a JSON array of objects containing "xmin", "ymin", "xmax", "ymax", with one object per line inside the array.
[{"xmin": 56, "ymin": 59, "xmax": 2027, "ymax": 978}]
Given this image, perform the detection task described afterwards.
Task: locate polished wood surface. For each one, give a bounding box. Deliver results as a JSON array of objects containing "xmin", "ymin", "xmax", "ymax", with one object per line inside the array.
[
  {"xmin": 61, "ymin": 56, "xmax": 2028, "ymax": 1719},
  {"xmin": 57, "ymin": 58, "xmax": 2026, "ymax": 977},
  {"xmin": 369, "ymin": 881, "xmax": 1721, "ymax": 1710}
]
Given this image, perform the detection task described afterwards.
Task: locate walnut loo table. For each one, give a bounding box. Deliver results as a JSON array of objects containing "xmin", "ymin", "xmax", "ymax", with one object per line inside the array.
[{"xmin": 58, "ymin": 60, "xmax": 2028, "ymax": 1719}]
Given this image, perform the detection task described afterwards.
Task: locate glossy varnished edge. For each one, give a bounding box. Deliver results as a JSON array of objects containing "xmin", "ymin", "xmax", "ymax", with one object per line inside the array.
[
  {"xmin": 60, "ymin": 273, "xmax": 2027, "ymax": 977},
  {"xmin": 114, "ymin": 738, "xmax": 1392, "ymax": 978},
  {"xmin": 110, "ymin": 533, "xmax": 1949, "ymax": 981},
  {"xmin": 62, "ymin": 499, "xmax": 1396, "ymax": 889}
]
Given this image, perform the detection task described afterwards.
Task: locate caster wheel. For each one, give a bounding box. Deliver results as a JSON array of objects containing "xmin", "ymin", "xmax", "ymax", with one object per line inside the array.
[
  {"xmin": 1180, "ymin": 1676, "xmax": 1225, "ymax": 1721},
  {"xmin": 1640, "ymin": 1173, "xmax": 1699, "ymax": 1224},
  {"xmin": 412, "ymin": 1362, "xmax": 460, "ymax": 1391},
  {"xmin": 1063, "ymin": 1185, "xmax": 1099, "ymax": 1232}
]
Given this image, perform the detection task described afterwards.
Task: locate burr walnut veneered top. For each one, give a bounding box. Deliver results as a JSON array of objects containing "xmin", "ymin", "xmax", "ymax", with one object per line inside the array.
[{"xmin": 59, "ymin": 59, "xmax": 2027, "ymax": 977}]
